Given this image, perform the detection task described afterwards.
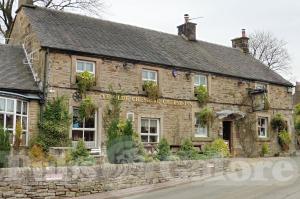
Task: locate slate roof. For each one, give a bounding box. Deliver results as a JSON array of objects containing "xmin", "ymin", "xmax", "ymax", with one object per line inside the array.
[
  {"xmin": 21, "ymin": 5, "xmax": 292, "ymax": 86},
  {"xmin": 0, "ymin": 45, "xmax": 39, "ymax": 93}
]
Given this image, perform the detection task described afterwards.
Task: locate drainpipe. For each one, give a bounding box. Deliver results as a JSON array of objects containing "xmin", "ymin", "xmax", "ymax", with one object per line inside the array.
[{"xmin": 41, "ymin": 48, "xmax": 50, "ymax": 117}]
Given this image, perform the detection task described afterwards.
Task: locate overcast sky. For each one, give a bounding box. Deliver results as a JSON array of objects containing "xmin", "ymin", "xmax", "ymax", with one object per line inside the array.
[{"xmin": 103, "ymin": 0, "xmax": 300, "ymax": 84}]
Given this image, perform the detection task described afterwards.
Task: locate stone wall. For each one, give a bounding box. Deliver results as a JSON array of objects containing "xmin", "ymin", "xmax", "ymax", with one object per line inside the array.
[{"xmin": 0, "ymin": 159, "xmax": 230, "ymax": 199}]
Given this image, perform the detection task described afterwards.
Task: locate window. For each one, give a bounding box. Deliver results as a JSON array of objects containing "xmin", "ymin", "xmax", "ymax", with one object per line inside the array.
[
  {"xmin": 0, "ymin": 97, "xmax": 29, "ymax": 146},
  {"xmin": 194, "ymin": 74, "xmax": 207, "ymax": 87},
  {"xmin": 255, "ymin": 83, "xmax": 267, "ymax": 91},
  {"xmin": 195, "ymin": 113, "xmax": 208, "ymax": 137},
  {"xmin": 76, "ymin": 60, "xmax": 95, "ymax": 75},
  {"xmin": 258, "ymin": 117, "xmax": 268, "ymax": 138},
  {"xmin": 140, "ymin": 118, "xmax": 159, "ymax": 143},
  {"xmin": 127, "ymin": 112, "xmax": 134, "ymax": 122},
  {"xmin": 72, "ymin": 108, "xmax": 96, "ymax": 148},
  {"xmin": 142, "ymin": 69, "xmax": 157, "ymax": 83}
]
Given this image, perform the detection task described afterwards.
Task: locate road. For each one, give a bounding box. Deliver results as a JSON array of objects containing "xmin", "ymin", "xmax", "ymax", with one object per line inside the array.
[{"xmin": 125, "ymin": 157, "xmax": 300, "ymax": 199}]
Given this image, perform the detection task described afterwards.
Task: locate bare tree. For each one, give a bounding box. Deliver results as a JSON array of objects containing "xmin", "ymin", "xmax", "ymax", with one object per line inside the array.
[
  {"xmin": 249, "ymin": 31, "xmax": 291, "ymax": 73},
  {"xmin": 0, "ymin": 0, "xmax": 105, "ymax": 40}
]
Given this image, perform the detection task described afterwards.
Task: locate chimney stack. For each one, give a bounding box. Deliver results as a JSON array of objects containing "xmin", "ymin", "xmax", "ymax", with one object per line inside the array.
[
  {"xmin": 18, "ymin": 0, "xmax": 33, "ymax": 9},
  {"xmin": 177, "ymin": 14, "xmax": 197, "ymax": 41},
  {"xmin": 231, "ymin": 29, "xmax": 249, "ymax": 54}
]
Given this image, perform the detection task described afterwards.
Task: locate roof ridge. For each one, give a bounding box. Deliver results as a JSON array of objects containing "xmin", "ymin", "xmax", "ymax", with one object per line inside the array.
[{"xmin": 23, "ymin": 5, "xmax": 240, "ymax": 52}]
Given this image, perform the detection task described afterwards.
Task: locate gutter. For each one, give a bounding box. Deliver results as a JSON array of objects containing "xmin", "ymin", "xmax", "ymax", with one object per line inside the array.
[{"xmin": 43, "ymin": 48, "xmax": 50, "ymax": 105}]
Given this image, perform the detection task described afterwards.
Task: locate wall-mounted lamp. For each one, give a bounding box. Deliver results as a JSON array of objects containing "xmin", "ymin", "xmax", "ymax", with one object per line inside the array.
[
  {"xmin": 185, "ymin": 72, "xmax": 192, "ymax": 80},
  {"xmin": 172, "ymin": 68, "xmax": 178, "ymax": 77}
]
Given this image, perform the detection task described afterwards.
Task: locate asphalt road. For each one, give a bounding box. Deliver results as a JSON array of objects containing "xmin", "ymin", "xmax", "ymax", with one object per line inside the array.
[{"xmin": 125, "ymin": 157, "xmax": 300, "ymax": 199}]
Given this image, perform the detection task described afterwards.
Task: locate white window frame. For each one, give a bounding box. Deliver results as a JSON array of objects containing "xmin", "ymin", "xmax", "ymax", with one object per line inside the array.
[
  {"xmin": 142, "ymin": 69, "xmax": 158, "ymax": 83},
  {"xmin": 194, "ymin": 113, "xmax": 208, "ymax": 138},
  {"xmin": 126, "ymin": 112, "xmax": 134, "ymax": 122},
  {"xmin": 76, "ymin": 60, "xmax": 95, "ymax": 75},
  {"xmin": 194, "ymin": 74, "xmax": 207, "ymax": 87},
  {"xmin": 0, "ymin": 97, "xmax": 29, "ymax": 146},
  {"xmin": 258, "ymin": 117, "xmax": 268, "ymax": 138},
  {"xmin": 255, "ymin": 83, "xmax": 267, "ymax": 90},
  {"xmin": 140, "ymin": 118, "xmax": 160, "ymax": 143},
  {"xmin": 72, "ymin": 108, "xmax": 97, "ymax": 148}
]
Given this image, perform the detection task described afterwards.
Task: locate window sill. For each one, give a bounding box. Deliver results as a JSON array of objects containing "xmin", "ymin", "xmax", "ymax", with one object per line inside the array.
[
  {"xmin": 256, "ymin": 137, "xmax": 270, "ymax": 142},
  {"xmin": 192, "ymin": 137, "xmax": 213, "ymax": 142}
]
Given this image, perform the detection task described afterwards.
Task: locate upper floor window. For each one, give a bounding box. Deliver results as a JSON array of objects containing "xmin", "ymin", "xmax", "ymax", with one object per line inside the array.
[
  {"xmin": 258, "ymin": 117, "xmax": 268, "ymax": 138},
  {"xmin": 142, "ymin": 69, "xmax": 157, "ymax": 83},
  {"xmin": 140, "ymin": 118, "xmax": 159, "ymax": 143},
  {"xmin": 195, "ymin": 113, "xmax": 208, "ymax": 137},
  {"xmin": 76, "ymin": 60, "xmax": 95, "ymax": 75},
  {"xmin": 255, "ymin": 83, "xmax": 267, "ymax": 91},
  {"xmin": 194, "ymin": 74, "xmax": 207, "ymax": 87}
]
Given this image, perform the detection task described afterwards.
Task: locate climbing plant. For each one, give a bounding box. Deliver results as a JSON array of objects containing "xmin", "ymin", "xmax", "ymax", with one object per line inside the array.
[
  {"xmin": 271, "ymin": 113, "xmax": 286, "ymax": 132},
  {"xmin": 278, "ymin": 131, "xmax": 291, "ymax": 152}
]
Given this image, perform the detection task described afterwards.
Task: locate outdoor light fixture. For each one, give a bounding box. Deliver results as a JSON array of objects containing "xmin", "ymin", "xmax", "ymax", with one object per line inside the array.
[
  {"xmin": 185, "ymin": 72, "xmax": 191, "ymax": 80},
  {"xmin": 172, "ymin": 68, "xmax": 178, "ymax": 77}
]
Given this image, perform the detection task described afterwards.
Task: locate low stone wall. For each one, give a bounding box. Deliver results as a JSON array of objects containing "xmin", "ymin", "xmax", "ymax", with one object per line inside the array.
[{"xmin": 0, "ymin": 159, "xmax": 230, "ymax": 199}]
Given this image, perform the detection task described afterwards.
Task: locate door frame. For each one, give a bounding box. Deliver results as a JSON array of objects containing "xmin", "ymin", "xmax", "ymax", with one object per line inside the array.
[{"xmin": 222, "ymin": 120, "xmax": 233, "ymax": 153}]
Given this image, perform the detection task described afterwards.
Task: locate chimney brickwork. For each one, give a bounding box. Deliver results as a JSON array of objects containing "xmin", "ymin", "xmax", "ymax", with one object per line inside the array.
[
  {"xmin": 177, "ymin": 14, "xmax": 197, "ymax": 41},
  {"xmin": 232, "ymin": 29, "xmax": 250, "ymax": 54}
]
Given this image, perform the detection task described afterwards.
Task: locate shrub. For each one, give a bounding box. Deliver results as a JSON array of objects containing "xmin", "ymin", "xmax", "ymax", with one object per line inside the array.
[
  {"xmin": 143, "ymin": 81, "xmax": 160, "ymax": 100},
  {"xmin": 37, "ymin": 96, "xmax": 71, "ymax": 151},
  {"xmin": 0, "ymin": 128, "xmax": 11, "ymax": 168},
  {"xmin": 194, "ymin": 85, "xmax": 209, "ymax": 105},
  {"xmin": 13, "ymin": 119, "xmax": 22, "ymax": 151},
  {"xmin": 76, "ymin": 71, "xmax": 95, "ymax": 96},
  {"xmin": 205, "ymin": 138, "xmax": 230, "ymax": 158},
  {"xmin": 177, "ymin": 138, "xmax": 199, "ymax": 160},
  {"xmin": 261, "ymin": 143, "xmax": 269, "ymax": 157},
  {"xmin": 156, "ymin": 138, "xmax": 171, "ymax": 161},
  {"xmin": 295, "ymin": 103, "xmax": 300, "ymax": 115},
  {"xmin": 295, "ymin": 116, "xmax": 300, "ymax": 135},
  {"xmin": 29, "ymin": 144, "xmax": 50, "ymax": 167},
  {"xmin": 271, "ymin": 114, "xmax": 286, "ymax": 132},
  {"xmin": 198, "ymin": 107, "xmax": 214, "ymax": 127},
  {"xmin": 69, "ymin": 139, "xmax": 95, "ymax": 166},
  {"xmin": 278, "ymin": 131, "xmax": 291, "ymax": 151},
  {"xmin": 79, "ymin": 96, "xmax": 97, "ymax": 120}
]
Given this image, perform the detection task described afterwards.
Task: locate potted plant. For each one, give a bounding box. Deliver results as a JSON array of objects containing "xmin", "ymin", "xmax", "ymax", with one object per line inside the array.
[
  {"xmin": 271, "ymin": 114, "xmax": 286, "ymax": 132},
  {"xmin": 194, "ymin": 85, "xmax": 209, "ymax": 106},
  {"xmin": 143, "ymin": 81, "xmax": 160, "ymax": 100},
  {"xmin": 76, "ymin": 71, "xmax": 96, "ymax": 96},
  {"xmin": 278, "ymin": 131, "xmax": 291, "ymax": 152}
]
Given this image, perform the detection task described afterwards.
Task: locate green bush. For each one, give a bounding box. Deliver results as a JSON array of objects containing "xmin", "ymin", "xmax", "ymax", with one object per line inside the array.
[
  {"xmin": 13, "ymin": 119, "xmax": 22, "ymax": 151},
  {"xmin": 156, "ymin": 138, "xmax": 171, "ymax": 161},
  {"xmin": 69, "ymin": 139, "xmax": 95, "ymax": 166},
  {"xmin": 198, "ymin": 107, "xmax": 214, "ymax": 127},
  {"xmin": 79, "ymin": 96, "xmax": 97, "ymax": 120},
  {"xmin": 177, "ymin": 138, "xmax": 199, "ymax": 160},
  {"xmin": 271, "ymin": 114, "xmax": 286, "ymax": 132},
  {"xmin": 295, "ymin": 104, "xmax": 300, "ymax": 115},
  {"xmin": 76, "ymin": 71, "xmax": 95, "ymax": 96},
  {"xmin": 261, "ymin": 143, "xmax": 269, "ymax": 157},
  {"xmin": 0, "ymin": 128, "xmax": 11, "ymax": 168},
  {"xmin": 194, "ymin": 85, "xmax": 209, "ymax": 105},
  {"xmin": 278, "ymin": 131, "xmax": 291, "ymax": 151},
  {"xmin": 295, "ymin": 116, "xmax": 300, "ymax": 135},
  {"xmin": 204, "ymin": 138, "xmax": 230, "ymax": 158},
  {"xmin": 37, "ymin": 96, "xmax": 71, "ymax": 151},
  {"xmin": 143, "ymin": 81, "xmax": 160, "ymax": 100}
]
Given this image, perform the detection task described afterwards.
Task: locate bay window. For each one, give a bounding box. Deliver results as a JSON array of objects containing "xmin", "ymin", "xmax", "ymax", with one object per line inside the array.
[
  {"xmin": 140, "ymin": 118, "xmax": 159, "ymax": 143},
  {"xmin": 0, "ymin": 97, "xmax": 29, "ymax": 146},
  {"xmin": 72, "ymin": 108, "xmax": 96, "ymax": 148}
]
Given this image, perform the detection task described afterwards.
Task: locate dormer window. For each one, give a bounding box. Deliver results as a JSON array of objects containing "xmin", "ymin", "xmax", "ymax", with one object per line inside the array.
[
  {"xmin": 76, "ymin": 60, "xmax": 95, "ymax": 75},
  {"xmin": 194, "ymin": 74, "xmax": 207, "ymax": 87},
  {"xmin": 142, "ymin": 69, "xmax": 157, "ymax": 83}
]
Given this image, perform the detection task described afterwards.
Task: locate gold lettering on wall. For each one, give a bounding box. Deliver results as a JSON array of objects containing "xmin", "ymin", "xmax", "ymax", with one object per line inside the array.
[{"xmin": 100, "ymin": 94, "xmax": 192, "ymax": 107}]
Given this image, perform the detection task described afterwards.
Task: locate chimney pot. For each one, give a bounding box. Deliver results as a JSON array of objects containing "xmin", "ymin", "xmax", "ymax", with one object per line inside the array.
[
  {"xmin": 177, "ymin": 14, "xmax": 197, "ymax": 41},
  {"xmin": 242, "ymin": 29, "xmax": 246, "ymax": 37}
]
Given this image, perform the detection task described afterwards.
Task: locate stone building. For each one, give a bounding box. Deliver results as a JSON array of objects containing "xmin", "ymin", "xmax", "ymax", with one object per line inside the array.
[{"xmin": 1, "ymin": 3, "xmax": 295, "ymax": 156}]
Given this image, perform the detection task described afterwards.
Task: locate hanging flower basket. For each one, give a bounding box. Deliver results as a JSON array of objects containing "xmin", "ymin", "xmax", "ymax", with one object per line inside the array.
[
  {"xmin": 143, "ymin": 81, "xmax": 160, "ymax": 100},
  {"xmin": 194, "ymin": 85, "xmax": 209, "ymax": 106},
  {"xmin": 79, "ymin": 97, "xmax": 97, "ymax": 120},
  {"xmin": 198, "ymin": 107, "xmax": 215, "ymax": 127},
  {"xmin": 76, "ymin": 71, "xmax": 96, "ymax": 96}
]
